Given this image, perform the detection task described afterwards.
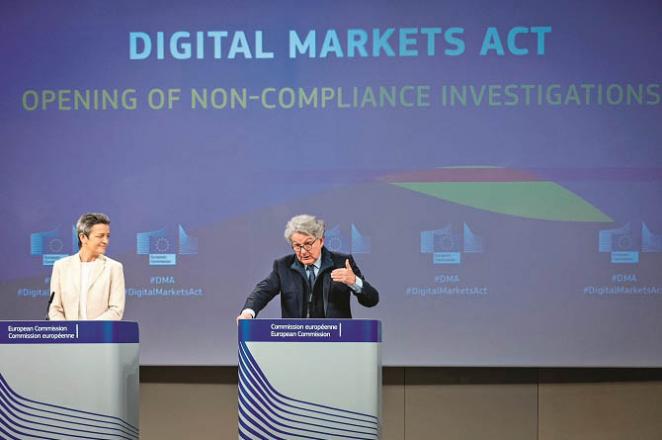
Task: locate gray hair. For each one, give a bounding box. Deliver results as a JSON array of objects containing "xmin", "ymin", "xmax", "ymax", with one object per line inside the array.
[
  {"xmin": 76, "ymin": 212, "xmax": 111, "ymax": 248},
  {"xmin": 284, "ymin": 214, "xmax": 325, "ymax": 242}
]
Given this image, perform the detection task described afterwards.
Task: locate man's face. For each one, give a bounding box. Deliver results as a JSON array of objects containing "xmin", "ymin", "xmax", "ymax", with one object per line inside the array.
[
  {"xmin": 290, "ymin": 232, "xmax": 324, "ymax": 266},
  {"xmin": 80, "ymin": 224, "xmax": 110, "ymax": 258}
]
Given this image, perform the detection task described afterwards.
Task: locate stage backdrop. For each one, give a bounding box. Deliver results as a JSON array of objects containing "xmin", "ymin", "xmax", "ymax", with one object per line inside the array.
[{"xmin": 1, "ymin": 0, "xmax": 661, "ymax": 366}]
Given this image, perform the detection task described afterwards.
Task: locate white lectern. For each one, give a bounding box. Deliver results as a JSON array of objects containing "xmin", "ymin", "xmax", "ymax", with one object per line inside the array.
[
  {"xmin": 238, "ymin": 319, "xmax": 381, "ymax": 440},
  {"xmin": 0, "ymin": 320, "xmax": 139, "ymax": 440}
]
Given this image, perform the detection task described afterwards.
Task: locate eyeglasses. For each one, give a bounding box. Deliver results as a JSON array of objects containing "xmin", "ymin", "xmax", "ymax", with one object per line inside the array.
[{"xmin": 291, "ymin": 238, "xmax": 319, "ymax": 253}]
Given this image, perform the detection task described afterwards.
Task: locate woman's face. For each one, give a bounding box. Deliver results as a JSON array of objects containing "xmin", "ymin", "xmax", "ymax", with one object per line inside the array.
[{"xmin": 80, "ymin": 224, "xmax": 110, "ymax": 258}]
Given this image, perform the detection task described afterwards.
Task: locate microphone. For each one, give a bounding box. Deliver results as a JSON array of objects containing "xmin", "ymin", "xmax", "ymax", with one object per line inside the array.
[
  {"xmin": 45, "ymin": 291, "xmax": 55, "ymax": 320},
  {"xmin": 307, "ymin": 292, "xmax": 313, "ymax": 318},
  {"xmin": 306, "ymin": 266, "xmax": 315, "ymax": 318}
]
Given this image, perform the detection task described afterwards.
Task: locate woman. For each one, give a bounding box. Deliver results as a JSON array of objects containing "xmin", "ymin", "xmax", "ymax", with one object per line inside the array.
[{"xmin": 48, "ymin": 212, "xmax": 125, "ymax": 320}]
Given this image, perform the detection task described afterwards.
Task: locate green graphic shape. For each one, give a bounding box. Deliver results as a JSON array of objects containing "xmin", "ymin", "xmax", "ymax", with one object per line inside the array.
[{"xmin": 392, "ymin": 181, "xmax": 612, "ymax": 222}]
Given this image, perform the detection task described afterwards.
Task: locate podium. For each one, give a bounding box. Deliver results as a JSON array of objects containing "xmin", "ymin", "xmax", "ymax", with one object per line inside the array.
[
  {"xmin": 0, "ymin": 320, "xmax": 139, "ymax": 440},
  {"xmin": 238, "ymin": 319, "xmax": 382, "ymax": 440}
]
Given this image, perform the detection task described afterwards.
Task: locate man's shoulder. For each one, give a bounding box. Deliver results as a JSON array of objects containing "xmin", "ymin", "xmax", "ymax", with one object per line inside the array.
[
  {"xmin": 274, "ymin": 254, "xmax": 297, "ymax": 266},
  {"xmin": 325, "ymin": 249, "xmax": 351, "ymax": 263}
]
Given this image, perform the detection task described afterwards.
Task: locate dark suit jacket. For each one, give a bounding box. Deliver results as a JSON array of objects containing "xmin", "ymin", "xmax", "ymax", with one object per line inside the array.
[{"xmin": 243, "ymin": 248, "xmax": 379, "ymax": 318}]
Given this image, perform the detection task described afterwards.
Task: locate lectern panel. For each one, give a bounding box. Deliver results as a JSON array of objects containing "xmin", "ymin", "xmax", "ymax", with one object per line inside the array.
[
  {"xmin": 238, "ymin": 319, "xmax": 382, "ymax": 440},
  {"xmin": 0, "ymin": 320, "xmax": 139, "ymax": 440}
]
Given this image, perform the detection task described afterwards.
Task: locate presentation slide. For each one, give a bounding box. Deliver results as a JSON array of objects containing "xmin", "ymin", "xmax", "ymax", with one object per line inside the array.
[{"xmin": 1, "ymin": 0, "xmax": 661, "ymax": 366}]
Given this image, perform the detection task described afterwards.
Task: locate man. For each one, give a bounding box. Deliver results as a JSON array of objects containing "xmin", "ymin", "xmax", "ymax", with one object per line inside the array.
[{"xmin": 237, "ymin": 214, "xmax": 379, "ymax": 319}]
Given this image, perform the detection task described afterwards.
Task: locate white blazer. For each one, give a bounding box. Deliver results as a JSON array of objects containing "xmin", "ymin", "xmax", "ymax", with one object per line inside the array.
[{"xmin": 48, "ymin": 253, "xmax": 125, "ymax": 320}]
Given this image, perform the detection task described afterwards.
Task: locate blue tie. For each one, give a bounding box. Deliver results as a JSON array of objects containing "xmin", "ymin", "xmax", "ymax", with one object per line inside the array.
[
  {"xmin": 307, "ymin": 265, "xmax": 316, "ymax": 289},
  {"xmin": 306, "ymin": 265, "xmax": 316, "ymax": 318}
]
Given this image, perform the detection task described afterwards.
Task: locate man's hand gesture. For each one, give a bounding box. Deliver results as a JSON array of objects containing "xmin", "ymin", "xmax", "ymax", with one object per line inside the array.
[{"xmin": 331, "ymin": 259, "xmax": 357, "ymax": 286}]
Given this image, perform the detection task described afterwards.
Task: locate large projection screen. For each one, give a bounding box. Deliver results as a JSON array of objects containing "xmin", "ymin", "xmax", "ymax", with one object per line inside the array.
[{"xmin": 1, "ymin": 0, "xmax": 661, "ymax": 366}]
